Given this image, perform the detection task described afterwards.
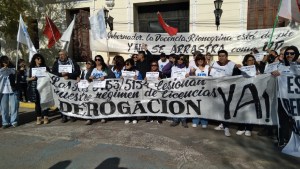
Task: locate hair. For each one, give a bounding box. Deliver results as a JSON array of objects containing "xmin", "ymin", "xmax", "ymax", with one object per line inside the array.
[
  {"xmin": 176, "ymin": 54, "xmax": 188, "ymax": 67},
  {"xmin": 280, "ymin": 46, "xmax": 289, "ymax": 53},
  {"xmin": 218, "ymin": 50, "xmax": 228, "ymax": 57},
  {"xmin": 17, "ymin": 59, "xmax": 26, "ymax": 70},
  {"xmin": 0, "ymin": 55, "xmax": 14, "ymax": 68},
  {"xmin": 113, "ymin": 55, "xmax": 125, "ymax": 71},
  {"xmin": 30, "ymin": 53, "xmax": 46, "ymax": 68},
  {"xmin": 95, "ymin": 55, "xmax": 108, "ymax": 70},
  {"xmin": 150, "ymin": 60, "xmax": 159, "ymax": 70},
  {"xmin": 283, "ymin": 45, "xmax": 300, "ymax": 66},
  {"xmin": 131, "ymin": 54, "xmax": 138, "ymax": 59},
  {"xmin": 242, "ymin": 54, "xmax": 260, "ymax": 71},
  {"xmin": 195, "ymin": 54, "xmax": 207, "ymax": 67},
  {"xmin": 193, "ymin": 51, "xmax": 201, "ymax": 57},
  {"xmin": 160, "ymin": 52, "xmax": 166, "ymax": 57},
  {"xmin": 169, "ymin": 53, "xmax": 176, "ymax": 59},
  {"xmin": 138, "ymin": 51, "xmax": 146, "ymax": 58}
]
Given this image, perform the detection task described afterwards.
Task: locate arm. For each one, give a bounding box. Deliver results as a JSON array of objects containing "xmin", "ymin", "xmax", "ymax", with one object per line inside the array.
[{"xmin": 68, "ymin": 62, "xmax": 81, "ymax": 80}]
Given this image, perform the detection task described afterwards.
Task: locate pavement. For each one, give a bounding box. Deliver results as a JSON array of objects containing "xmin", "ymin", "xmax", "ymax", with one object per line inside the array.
[{"xmin": 0, "ymin": 104, "xmax": 299, "ymax": 169}]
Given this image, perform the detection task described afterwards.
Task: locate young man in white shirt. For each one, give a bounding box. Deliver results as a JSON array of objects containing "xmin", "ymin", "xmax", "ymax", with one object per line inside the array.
[{"xmin": 158, "ymin": 52, "xmax": 169, "ymax": 72}]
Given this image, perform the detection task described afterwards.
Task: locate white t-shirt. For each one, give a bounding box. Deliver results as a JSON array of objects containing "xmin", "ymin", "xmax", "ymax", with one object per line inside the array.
[
  {"xmin": 91, "ymin": 68, "xmax": 107, "ymax": 79},
  {"xmin": 158, "ymin": 59, "xmax": 169, "ymax": 71},
  {"xmin": 210, "ymin": 61, "xmax": 236, "ymax": 77},
  {"xmin": 189, "ymin": 59, "xmax": 196, "ymax": 70},
  {"xmin": 195, "ymin": 65, "xmax": 209, "ymax": 77},
  {"xmin": 2, "ymin": 77, "xmax": 13, "ymax": 94}
]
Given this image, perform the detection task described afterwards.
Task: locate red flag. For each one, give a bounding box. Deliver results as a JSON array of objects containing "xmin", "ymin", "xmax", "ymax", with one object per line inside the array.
[
  {"xmin": 157, "ymin": 12, "xmax": 178, "ymax": 36},
  {"xmin": 43, "ymin": 16, "xmax": 61, "ymax": 48}
]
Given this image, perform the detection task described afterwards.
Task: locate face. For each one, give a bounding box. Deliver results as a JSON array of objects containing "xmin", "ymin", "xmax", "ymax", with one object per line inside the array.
[
  {"xmin": 35, "ymin": 57, "xmax": 42, "ymax": 65},
  {"xmin": 86, "ymin": 61, "xmax": 92, "ymax": 69},
  {"xmin": 58, "ymin": 51, "xmax": 67, "ymax": 61},
  {"xmin": 132, "ymin": 54, "xmax": 138, "ymax": 62},
  {"xmin": 205, "ymin": 55, "xmax": 212, "ymax": 63},
  {"xmin": 196, "ymin": 59, "xmax": 204, "ymax": 66},
  {"xmin": 137, "ymin": 53, "xmax": 143, "ymax": 61},
  {"xmin": 150, "ymin": 62, "xmax": 158, "ymax": 71},
  {"xmin": 285, "ymin": 49, "xmax": 295, "ymax": 62},
  {"xmin": 95, "ymin": 57, "xmax": 102, "ymax": 65},
  {"xmin": 279, "ymin": 50, "xmax": 285, "ymax": 60},
  {"xmin": 218, "ymin": 53, "xmax": 228, "ymax": 64},
  {"xmin": 169, "ymin": 57, "xmax": 175, "ymax": 63},
  {"xmin": 160, "ymin": 56, "xmax": 167, "ymax": 62},
  {"xmin": 178, "ymin": 56, "xmax": 184, "ymax": 64},
  {"xmin": 246, "ymin": 56, "xmax": 255, "ymax": 66},
  {"xmin": 125, "ymin": 62, "xmax": 132, "ymax": 69}
]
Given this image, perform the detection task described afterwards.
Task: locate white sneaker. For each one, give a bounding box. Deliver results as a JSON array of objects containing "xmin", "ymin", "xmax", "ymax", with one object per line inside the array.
[
  {"xmin": 236, "ymin": 130, "xmax": 245, "ymax": 135},
  {"xmin": 132, "ymin": 120, "xmax": 138, "ymax": 124},
  {"xmin": 192, "ymin": 124, "xmax": 198, "ymax": 128},
  {"xmin": 245, "ymin": 130, "xmax": 251, "ymax": 136},
  {"xmin": 202, "ymin": 124, "xmax": 207, "ymax": 129},
  {"xmin": 124, "ymin": 120, "xmax": 130, "ymax": 124},
  {"xmin": 100, "ymin": 119, "xmax": 106, "ymax": 123},
  {"xmin": 214, "ymin": 123, "xmax": 224, "ymax": 130},
  {"xmin": 224, "ymin": 128, "xmax": 231, "ymax": 137}
]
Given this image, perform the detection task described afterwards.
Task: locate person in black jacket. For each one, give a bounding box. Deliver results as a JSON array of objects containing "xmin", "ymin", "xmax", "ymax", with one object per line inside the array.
[
  {"xmin": 17, "ymin": 59, "xmax": 28, "ymax": 102},
  {"xmin": 28, "ymin": 53, "xmax": 51, "ymax": 125},
  {"xmin": 52, "ymin": 50, "xmax": 81, "ymax": 123},
  {"xmin": 0, "ymin": 55, "xmax": 19, "ymax": 128}
]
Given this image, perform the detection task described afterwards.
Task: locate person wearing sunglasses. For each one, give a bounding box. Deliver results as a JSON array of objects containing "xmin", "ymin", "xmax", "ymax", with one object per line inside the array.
[
  {"xmin": 271, "ymin": 45, "xmax": 299, "ymax": 148},
  {"xmin": 123, "ymin": 58, "xmax": 142, "ymax": 124},
  {"xmin": 52, "ymin": 50, "xmax": 81, "ymax": 123},
  {"xmin": 131, "ymin": 54, "xmax": 138, "ymax": 68},
  {"xmin": 110, "ymin": 55, "xmax": 125, "ymax": 79},
  {"xmin": 90, "ymin": 55, "xmax": 115, "ymax": 81},
  {"xmin": 144, "ymin": 60, "xmax": 166, "ymax": 124},
  {"xmin": 0, "ymin": 55, "xmax": 19, "ymax": 129},
  {"xmin": 170, "ymin": 54, "xmax": 190, "ymax": 128},
  {"xmin": 28, "ymin": 54, "xmax": 51, "ymax": 125}
]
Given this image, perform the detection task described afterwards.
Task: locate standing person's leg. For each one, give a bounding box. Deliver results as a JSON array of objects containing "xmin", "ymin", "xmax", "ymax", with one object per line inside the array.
[
  {"xmin": 35, "ymin": 90, "xmax": 42, "ymax": 125},
  {"xmin": 9, "ymin": 92, "xmax": 19, "ymax": 127},
  {"xmin": 192, "ymin": 118, "xmax": 200, "ymax": 127},
  {"xmin": 278, "ymin": 99, "xmax": 291, "ymax": 146},
  {"xmin": 1, "ymin": 94, "xmax": 10, "ymax": 128},
  {"xmin": 200, "ymin": 118, "xmax": 208, "ymax": 128},
  {"xmin": 181, "ymin": 118, "xmax": 188, "ymax": 128}
]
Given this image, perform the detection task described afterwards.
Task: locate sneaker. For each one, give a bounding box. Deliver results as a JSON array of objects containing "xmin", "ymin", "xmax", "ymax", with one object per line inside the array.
[
  {"xmin": 192, "ymin": 124, "xmax": 198, "ymax": 128},
  {"xmin": 61, "ymin": 116, "xmax": 68, "ymax": 123},
  {"xmin": 157, "ymin": 120, "xmax": 162, "ymax": 124},
  {"xmin": 124, "ymin": 120, "xmax": 131, "ymax": 124},
  {"xmin": 214, "ymin": 123, "xmax": 224, "ymax": 130},
  {"xmin": 85, "ymin": 120, "xmax": 92, "ymax": 125},
  {"xmin": 12, "ymin": 123, "xmax": 18, "ymax": 128},
  {"xmin": 166, "ymin": 119, "xmax": 173, "ymax": 123},
  {"xmin": 146, "ymin": 118, "xmax": 153, "ymax": 123},
  {"xmin": 224, "ymin": 128, "xmax": 231, "ymax": 137},
  {"xmin": 245, "ymin": 130, "xmax": 251, "ymax": 137},
  {"xmin": 170, "ymin": 121, "xmax": 179, "ymax": 127},
  {"xmin": 182, "ymin": 121, "xmax": 188, "ymax": 128},
  {"xmin": 100, "ymin": 119, "xmax": 106, "ymax": 123},
  {"xmin": 202, "ymin": 124, "xmax": 207, "ymax": 129},
  {"xmin": 236, "ymin": 130, "xmax": 245, "ymax": 135},
  {"xmin": 132, "ymin": 120, "xmax": 138, "ymax": 124},
  {"xmin": 2, "ymin": 125, "xmax": 9, "ymax": 129},
  {"xmin": 70, "ymin": 117, "xmax": 77, "ymax": 122}
]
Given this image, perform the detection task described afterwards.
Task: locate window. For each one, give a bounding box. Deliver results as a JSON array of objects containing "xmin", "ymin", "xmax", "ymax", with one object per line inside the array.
[
  {"xmin": 136, "ymin": 2, "xmax": 189, "ymax": 33},
  {"xmin": 247, "ymin": 0, "xmax": 285, "ymax": 30}
]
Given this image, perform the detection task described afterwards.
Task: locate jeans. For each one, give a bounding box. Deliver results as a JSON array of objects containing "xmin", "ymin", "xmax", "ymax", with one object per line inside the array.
[
  {"xmin": 173, "ymin": 118, "xmax": 186, "ymax": 123},
  {"xmin": 1, "ymin": 91, "xmax": 19, "ymax": 126},
  {"xmin": 192, "ymin": 118, "xmax": 208, "ymax": 125}
]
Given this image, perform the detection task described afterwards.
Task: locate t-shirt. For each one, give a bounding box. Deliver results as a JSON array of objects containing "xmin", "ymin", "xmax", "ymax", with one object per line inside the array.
[
  {"xmin": 2, "ymin": 77, "xmax": 13, "ymax": 94},
  {"xmin": 158, "ymin": 59, "xmax": 169, "ymax": 71},
  {"xmin": 195, "ymin": 65, "xmax": 209, "ymax": 77},
  {"xmin": 111, "ymin": 67, "xmax": 122, "ymax": 79},
  {"xmin": 91, "ymin": 68, "xmax": 107, "ymax": 79},
  {"xmin": 210, "ymin": 61, "xmax": 236, "ymax": 77}
]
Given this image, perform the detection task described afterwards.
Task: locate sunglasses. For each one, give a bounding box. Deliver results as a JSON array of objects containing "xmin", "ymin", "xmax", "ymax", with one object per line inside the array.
[
  {"xmin": 125, "ymin": 63, "xmax": 130, "ymax": 66},
  {"xmin": 95, "ymin": 59, "xmax": 101, "ymax": 61},
  {"xmin": 151, "ymin": 64, "xmax": 158, "ymax": 66},
  {"xmin": 86, "ymin": 62, "xmax": 91, "ymax": 65},
  {"xmin": 179, "ymin": 58, "xmax": 184, "ymax": 60},
  {"xmin": 285, "ymin": 52, "xmax": 295, "ymax": 56},
  {"xmin": 36, "ymin": 58, "xmax": 41, "ymax": 60},
  {"xmin": 133, "ymin": 57, "xmax": 137, "ymax": 59}
]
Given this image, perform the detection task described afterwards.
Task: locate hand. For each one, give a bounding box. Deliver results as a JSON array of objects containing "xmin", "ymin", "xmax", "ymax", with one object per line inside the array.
[
  {"xmin": 63, "ymin": 76, "xmax": 69, "ymax": 80},
  {"xmin": 271, "ymin": 70, "xmax": 280, "ymax": 77},
  {"xmin": 133, "ymin": 75, "xmax": 137, "ymax": 80},
  {"xmin": 235, "ymin": 64, "xmax": 242, "ymax": 68},
  {"xmin": 185, "ymin": 73, "xmax": 189, "ymax": 78},
  {"xmin": 31, "ymin": 76, "xmax": 36, "ymax": 80},
  {"xmin": 191, "ymin": 68, "xmax": 196, "ymax": 72},
  {"xmin": 62, "ymin": 72, "xmax": 68, "ymax": 76},
  {"xmin": 89, "ymin": 76, "xmax": 94, "ymax": 80},
  {"xmin": 99, "ymin": 77, "xmax": 105, "ymax": 81},
  {"xmin": 77, "ymin": 77, "xmax": 81, "ymax": 82},
  {"xmin": 144, "ymin": 77, "xmax": 147, "ymax": 81}
]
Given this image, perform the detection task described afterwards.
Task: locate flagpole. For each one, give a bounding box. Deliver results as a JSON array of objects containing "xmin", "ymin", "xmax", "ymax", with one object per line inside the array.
[
  {"xmin": 15, "ymin": 42, "xmax": 20, "ymax": 83},
  {"xmin": 267, "ymin": 0, "xmax": 283, "ymax": 49}
]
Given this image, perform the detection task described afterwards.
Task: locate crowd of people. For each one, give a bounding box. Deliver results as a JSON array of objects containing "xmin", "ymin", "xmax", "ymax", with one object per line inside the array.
[{"xmin": 0, "ymin": 44, "xmax": 299, "ymax": 149}]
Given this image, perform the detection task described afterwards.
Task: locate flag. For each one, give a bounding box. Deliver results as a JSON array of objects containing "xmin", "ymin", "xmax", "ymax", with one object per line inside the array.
[
  {"xmin": 43, "ymin": 16, "xmax": 61, "ymax": 48},
  {"xmin": 60, "ymin": 15, "xmax": 75, "ymax": 51},
  {"xmin": 89, "ymin": 9, "xmax": 107, "ymax": 39},
  {"xmin": 278, "ymin": 0, "xmax": 300, "ymax": 23},
  {"xmin": 17, "ymin": 14, "xmax": 37, "ymax": 61},
  {"xmin": 157, "ymin": 12, "xmax": 178, "ymax": 36}
]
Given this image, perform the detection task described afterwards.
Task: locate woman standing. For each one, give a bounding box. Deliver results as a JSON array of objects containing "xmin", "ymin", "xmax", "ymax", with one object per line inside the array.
[
  {"xmin": 0, "ymin": 55, "xmax": 19, "ymax": 128},
  {"xmin": 90, "ymin": 55, "xmax": 115, "ymax": 123},
  {"xmin": 28, "ymin": 53, "xmax": 51, "ymax": 125},
  {"xmin": 110, "ymin": 55, "xmax": 125, "ymax": 79},
  {"xmin": 190, "ymin": 54, "xmax": 209, "ymax": 128}
]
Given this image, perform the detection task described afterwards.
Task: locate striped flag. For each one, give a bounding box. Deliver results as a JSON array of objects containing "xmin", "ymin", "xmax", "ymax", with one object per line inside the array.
[
  {"xmin": 17, "ymin": 14, "xmax": 37, "ymax": 62},
  {"xmin": 278, "ymin": 0, "xmax": 300, "ymax": 23}
]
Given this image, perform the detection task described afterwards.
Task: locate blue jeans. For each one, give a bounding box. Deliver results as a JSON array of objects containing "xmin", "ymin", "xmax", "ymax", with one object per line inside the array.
[
  {"xmin": 1, "ymin": 92, "xmax": 19, "ymax": 126},
  {"xmin": 192, "ymin": 118, "xmax": 208, "ymax": 125},
  {"xmin": 173, "ymin": 118, "xmax": 186, "ymax": 123}
]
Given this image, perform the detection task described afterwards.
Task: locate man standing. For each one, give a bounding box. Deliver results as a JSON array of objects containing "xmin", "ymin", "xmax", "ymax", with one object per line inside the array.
[
  {"xmin": 210, "ymin": 50, "xmax": 238, "ymax": 137},
  {"xmin": 136, "ymin": 44, "xmax": 154, "ymax": 79},
  {"xmin": 52, "ymin": 50, "xmax": 81, "ymax": 123},
  {"xmin": 158, "ymin": 52, "xmax": 169, "ymax": 71}
]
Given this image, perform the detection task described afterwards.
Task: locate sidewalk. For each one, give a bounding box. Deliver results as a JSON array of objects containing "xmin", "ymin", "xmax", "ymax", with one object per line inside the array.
[{"xmin": 0, "ymin": 107, "xmax": 299, "ymax": 169}]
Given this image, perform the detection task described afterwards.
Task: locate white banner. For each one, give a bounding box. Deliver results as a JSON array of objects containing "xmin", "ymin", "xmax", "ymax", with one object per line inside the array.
[
  {"xmin": 90, "ymin": 27, "xmax": 300, "ymax": 55},
  {"xmin": 47, "ymin": 73, "xmax": 278, "ymax": 125}
]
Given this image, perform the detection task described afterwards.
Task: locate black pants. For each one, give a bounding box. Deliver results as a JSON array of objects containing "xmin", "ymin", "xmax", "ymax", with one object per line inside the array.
[
  {"xmin": 35, "ymin": 90, "xmax": 48, "ymax": 117},
  {"xmin": 237, "ymin": 124, "xmax": 253, "ymax": 131},
  {"xmin": 18, "ymin": 83, "xmax": 28, "ymax": 102},
  {"xmin": 278, "ymin": 99, "xmax": 292, "ymax": 144}
]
